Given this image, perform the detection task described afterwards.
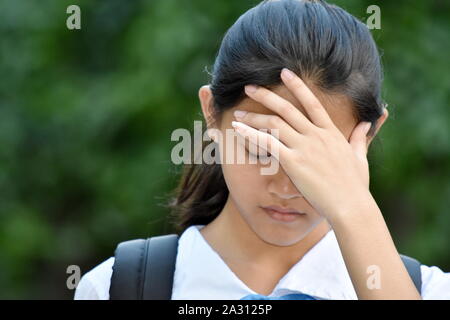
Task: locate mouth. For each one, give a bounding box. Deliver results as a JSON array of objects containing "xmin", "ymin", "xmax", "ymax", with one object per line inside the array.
[{"xmin": 260, "ymin": 205, "xmax": 306, "ymax": 223}]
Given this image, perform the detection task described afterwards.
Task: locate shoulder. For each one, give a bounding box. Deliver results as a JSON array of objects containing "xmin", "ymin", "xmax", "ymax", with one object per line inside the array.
[
  {"xmin": 73, "ymin": 226, "xmax": 202, "ymax": 300},
  {"xmin": 74, "ymin": 256, "xmax": 115, "ymax": 300},
  {"xmin": 420, "ymin": 263, "xmax": 450, "ymax": 299}
]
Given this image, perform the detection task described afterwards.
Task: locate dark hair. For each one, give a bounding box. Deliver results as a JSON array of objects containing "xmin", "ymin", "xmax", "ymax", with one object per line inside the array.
[{"xmin": 167, "ymin": 0, "xmax": 386, "ymax": 234}]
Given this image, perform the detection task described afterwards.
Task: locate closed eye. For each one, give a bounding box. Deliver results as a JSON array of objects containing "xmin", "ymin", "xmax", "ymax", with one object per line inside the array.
[{"xmin": 245, "ymin": 147, "xmax": 272, "ymax": 159}]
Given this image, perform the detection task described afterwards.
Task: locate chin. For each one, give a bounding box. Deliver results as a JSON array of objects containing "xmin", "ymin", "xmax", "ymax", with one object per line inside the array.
[{"xmin": 252, "ymin": 221, "xmax": 313, "ymax": 247}]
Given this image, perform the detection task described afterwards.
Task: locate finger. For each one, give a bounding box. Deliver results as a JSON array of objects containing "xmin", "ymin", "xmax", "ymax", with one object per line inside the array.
[
  {"xmin": 280, "ymin": 68, "xmax": 335, "ymax": 130},
  {"xmin": 231, "ymin": 120, "xmax": 289, "ymax": 162},
  {"xmin": 244, "ymin": 84, "xmax": 315, "ymax": 134},
  {"xmin": 349, "ymin": 121, "xmax": 371, "ymax": 158},
  {"xmin": 236, "ymin": 131, "xmax": 272, "ymax": 162},
  {"xmin": 233, "ymin": 110, "xmax": 304, "ymax": 148}
]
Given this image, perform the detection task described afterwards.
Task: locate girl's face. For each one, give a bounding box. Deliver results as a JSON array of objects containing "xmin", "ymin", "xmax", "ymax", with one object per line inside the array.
[{"xmin": 199, "ymin": 83, "xmax": 385, "ymax": 246}]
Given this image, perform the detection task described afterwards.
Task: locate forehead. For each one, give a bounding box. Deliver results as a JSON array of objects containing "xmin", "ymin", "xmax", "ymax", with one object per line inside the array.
[{"xmin": 230, "ymin": 84, "xmax": 357, "ymax": 129}]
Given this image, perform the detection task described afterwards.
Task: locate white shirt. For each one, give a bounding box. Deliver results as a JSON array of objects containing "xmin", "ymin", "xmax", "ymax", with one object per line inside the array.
[{"xmin": 74, "ymin": 224, "xmax": 450, "ymax": 300}]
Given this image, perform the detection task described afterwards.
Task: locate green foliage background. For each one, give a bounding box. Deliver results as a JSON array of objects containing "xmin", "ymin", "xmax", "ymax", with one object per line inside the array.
[{"xmin": 0, "ymin": 0, "xmax": 448, "ymax": 299}]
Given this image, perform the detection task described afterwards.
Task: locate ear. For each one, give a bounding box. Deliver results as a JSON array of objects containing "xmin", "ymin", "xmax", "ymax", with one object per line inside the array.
[
  {"xmin": 367, "ymin": 107, "xmax": 389, "ymax": 148},
  {"xmin": 198, "ymin": 85, "xmax": 219, "ymax": 141}
]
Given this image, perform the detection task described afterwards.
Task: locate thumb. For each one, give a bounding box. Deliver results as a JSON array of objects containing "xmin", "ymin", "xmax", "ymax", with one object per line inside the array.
[{"xmin": 349, "ymin": 121, "xmax": 371, "ymax": 157}]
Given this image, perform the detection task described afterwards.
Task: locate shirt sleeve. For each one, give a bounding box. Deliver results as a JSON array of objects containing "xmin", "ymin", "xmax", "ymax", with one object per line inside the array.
[
  {"xmin": 74, "ymin": 257, "xmax": 115, "ymax": 300},
  {"xmin": 420, "ymin": 264, "xmax": 450, "ymax": 299}
]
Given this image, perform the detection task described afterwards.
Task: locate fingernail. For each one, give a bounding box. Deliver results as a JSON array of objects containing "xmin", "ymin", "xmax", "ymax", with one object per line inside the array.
[
  {"xmin": 281, "ymin": 68, "xmax": 295, "ymax": 80},
  {"xmin": 233, "ymin": 110, "xmax": 247, "ymax": 119},
  {"xmin": 245, "ymin": 85, "xmax": 258, "ymax": 94}
]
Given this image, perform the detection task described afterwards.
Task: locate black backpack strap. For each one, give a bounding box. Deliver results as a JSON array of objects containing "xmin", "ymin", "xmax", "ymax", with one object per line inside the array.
[
  {"xmin": 109, "ymin": 234, "xmax": 179, "ymax": 300},
  {"xmin": 399, "ymin": 254, "xmax": 422, "ymax": 294}
]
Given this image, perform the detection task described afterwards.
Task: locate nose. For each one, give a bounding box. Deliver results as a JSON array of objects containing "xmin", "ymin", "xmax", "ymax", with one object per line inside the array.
[{"xmin": 267, "ymin": 167, "xmax": 303, "ymax": 200}]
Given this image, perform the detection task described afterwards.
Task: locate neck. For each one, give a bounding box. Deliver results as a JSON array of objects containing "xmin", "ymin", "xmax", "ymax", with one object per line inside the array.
[{"xmin": 200, "ymin": 195, "xmax": 331, "ymax": 269}]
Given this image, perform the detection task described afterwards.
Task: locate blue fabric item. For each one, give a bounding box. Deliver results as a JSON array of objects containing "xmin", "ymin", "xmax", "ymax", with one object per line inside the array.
[{"xmin": 241, "ymin": 293, "xmax": 317, "ymax": 300}]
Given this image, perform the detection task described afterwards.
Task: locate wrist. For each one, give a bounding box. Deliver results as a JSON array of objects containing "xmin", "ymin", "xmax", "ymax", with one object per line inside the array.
[{"xmin": 326, "ymin": 189, "xmax": 379, "ymax": 227}]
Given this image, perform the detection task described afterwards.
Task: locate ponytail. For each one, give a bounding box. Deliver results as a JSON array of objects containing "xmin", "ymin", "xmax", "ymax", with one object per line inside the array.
[{"xmin": 167, "ymin": 140, "xmax": 229, "ymax": 234}]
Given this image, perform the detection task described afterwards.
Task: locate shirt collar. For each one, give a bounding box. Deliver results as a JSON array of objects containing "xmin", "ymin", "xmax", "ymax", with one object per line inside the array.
[
  {"xmin": 272, "ymin": 227, "xmax": 358, "ymax": 300},
  {"xmin": 179, "ymin": 224, "xmax": 357, "ymax": 300}
]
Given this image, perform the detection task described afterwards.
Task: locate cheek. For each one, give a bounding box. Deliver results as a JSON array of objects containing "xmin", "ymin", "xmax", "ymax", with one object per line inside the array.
[
  {"xmin": 222, "ymin": 161, "xmax": 265, "ymax": 198},
  {"xmin": 218, "ymin": 128, "xmax": 267, "ymax": 206}
]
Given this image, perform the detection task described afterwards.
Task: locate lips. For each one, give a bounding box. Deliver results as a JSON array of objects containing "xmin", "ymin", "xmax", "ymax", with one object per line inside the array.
[
  {"xmin": 261, "ymin": 205, "xmax": 306, "ymax": 223},
  {"xmin": 262, "ymin": 205, "xmax": 305, "ymax": 214}
]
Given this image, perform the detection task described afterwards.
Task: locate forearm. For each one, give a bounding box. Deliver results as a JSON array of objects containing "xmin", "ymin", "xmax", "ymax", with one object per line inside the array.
[{"xmin": 327, "ymin": 190, "xmax": 422, "ymax": 300}]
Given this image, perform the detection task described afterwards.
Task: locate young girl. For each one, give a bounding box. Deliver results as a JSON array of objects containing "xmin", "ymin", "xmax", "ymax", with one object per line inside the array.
[{"xmin": 74, "ymin": 0, "xmax": 450, "ymax": 300}]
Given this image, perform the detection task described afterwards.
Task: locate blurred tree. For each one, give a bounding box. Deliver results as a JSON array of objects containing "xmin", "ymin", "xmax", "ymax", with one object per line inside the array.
[{"xmin": 0, "ymin": 0, "xmax": 448, "ymax": 299}]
